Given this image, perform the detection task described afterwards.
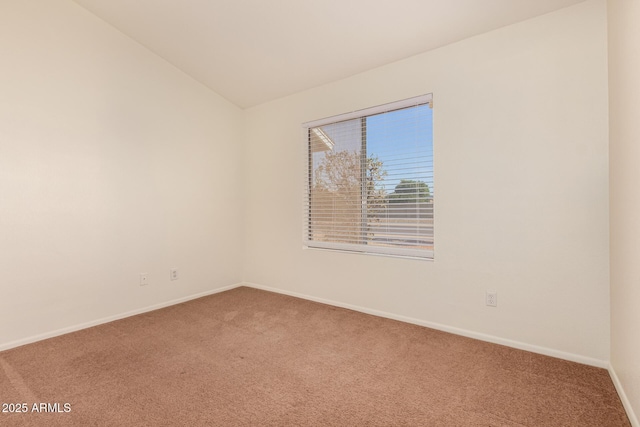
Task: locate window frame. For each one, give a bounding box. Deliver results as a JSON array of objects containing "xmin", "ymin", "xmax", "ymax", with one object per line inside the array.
[{"xmin": 302, "ymin": 94, "xmax": 434, "ymax": 260}]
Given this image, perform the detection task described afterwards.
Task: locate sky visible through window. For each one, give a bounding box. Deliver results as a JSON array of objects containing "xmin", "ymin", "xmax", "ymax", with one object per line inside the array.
[
  {"xmin": 366, "ymin": 104, "xmax": 433, "ymax": 196},
  {"xmin": 310, "ymin": 103, "xmax": 433, "ymax": 198}
]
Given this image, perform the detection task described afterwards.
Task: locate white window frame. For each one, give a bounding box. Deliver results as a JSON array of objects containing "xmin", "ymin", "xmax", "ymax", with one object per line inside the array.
[{"xmin": 302, "ymin": 94, "xmax": 434, "ymax": 260}]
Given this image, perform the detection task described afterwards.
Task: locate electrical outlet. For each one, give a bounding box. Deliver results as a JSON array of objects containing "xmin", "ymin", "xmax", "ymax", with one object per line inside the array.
[
  {"xmin": 170, "ymin": 268, "xmax": 179, "ymax": 281},
  {"xmin": 140, "ymin": 273, "xmax": 149, "ymax": 286},
  {"xmin": 486, "ymin": 290, "xmax": 497, "ymax": 307}
]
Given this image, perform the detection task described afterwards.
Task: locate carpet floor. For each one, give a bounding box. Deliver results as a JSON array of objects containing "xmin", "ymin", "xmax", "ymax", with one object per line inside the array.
[{"xmin": 0, "ymin": 286, "xmax": 631, "ymax": 426}]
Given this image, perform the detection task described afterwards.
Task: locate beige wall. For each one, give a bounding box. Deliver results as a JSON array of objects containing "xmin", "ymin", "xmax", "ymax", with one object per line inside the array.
[
  {"xmin": 608, "ymin": 0, "xmax": 640, "ymax": 423},
  {"xmin": 243, "ymin": 0, "xmax": 610, "ymax": 364},
  {"xmin": 0, "ymin": 0, "xmax": 244, "ymax": 348}
]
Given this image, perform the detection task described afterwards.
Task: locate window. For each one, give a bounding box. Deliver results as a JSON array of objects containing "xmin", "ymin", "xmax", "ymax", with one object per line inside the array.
[{"xmin": 303, "ymin": 94, "xmax": 434, "ymax": 259}]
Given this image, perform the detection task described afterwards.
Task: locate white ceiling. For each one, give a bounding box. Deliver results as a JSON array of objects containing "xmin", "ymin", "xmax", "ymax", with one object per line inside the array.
[{"xmin": 72, "ymin": 0, "xmax": 586, "ymax": 109}]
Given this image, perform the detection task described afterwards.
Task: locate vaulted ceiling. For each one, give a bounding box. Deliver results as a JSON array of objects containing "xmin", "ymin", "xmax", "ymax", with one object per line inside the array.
[{"xmin": 72, "ymin": 0, "xmax": 586, "ymax": 108}]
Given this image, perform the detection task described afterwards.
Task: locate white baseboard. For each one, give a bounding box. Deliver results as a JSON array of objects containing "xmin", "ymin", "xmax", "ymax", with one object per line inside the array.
[
  {"xmin": 242, "ymin": 282, "xmax": 609, "ymax": 369},
  {"xmin": 0, "ymin": 280, "xmax": 611, "ymax": 370},
  {"xmin": 0, "ymin": 282, "xmax": 244, "ymax": 352},
  {"xmin": 609, "ymin": 364, "xmax": 640, "ymax": 427}
]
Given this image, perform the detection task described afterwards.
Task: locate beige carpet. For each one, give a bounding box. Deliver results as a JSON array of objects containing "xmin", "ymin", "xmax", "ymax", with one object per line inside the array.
[{"xmin": 0, "ymin": 287, "xmax": 631, "ymax": 426}]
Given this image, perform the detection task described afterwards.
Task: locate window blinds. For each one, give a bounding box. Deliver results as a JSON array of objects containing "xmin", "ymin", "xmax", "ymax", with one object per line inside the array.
[{"xmin": 303, "ymin": 94, "xmax": 434, "ymax": 259}]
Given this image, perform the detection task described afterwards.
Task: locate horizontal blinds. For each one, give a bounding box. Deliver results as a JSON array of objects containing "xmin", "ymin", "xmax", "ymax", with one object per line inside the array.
[{"xmin": 303, "ymin": 94, "xmax": 434, "ymax": 259}]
